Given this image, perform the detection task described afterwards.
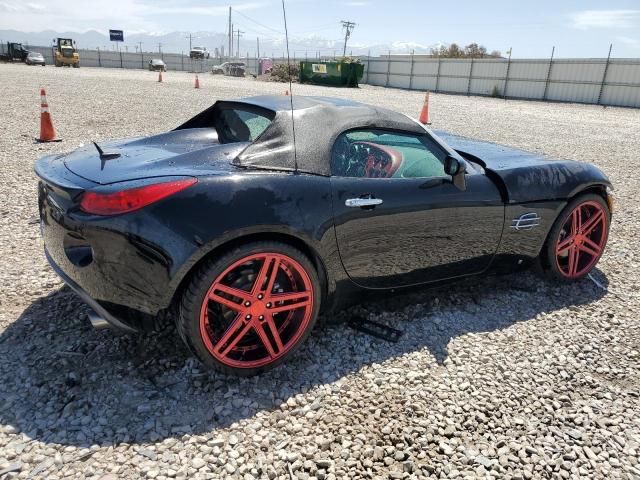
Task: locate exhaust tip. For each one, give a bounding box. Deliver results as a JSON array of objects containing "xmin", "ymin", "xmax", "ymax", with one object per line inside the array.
[{"xmin": 88, "ymin": 311, "xmax": 111, "ymax": 330}]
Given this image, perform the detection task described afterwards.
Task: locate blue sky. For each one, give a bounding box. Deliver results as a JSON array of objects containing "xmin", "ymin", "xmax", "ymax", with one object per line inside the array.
[{"xmin": 1, "ymin": 0, "xmax": 639, "ymax": 57}]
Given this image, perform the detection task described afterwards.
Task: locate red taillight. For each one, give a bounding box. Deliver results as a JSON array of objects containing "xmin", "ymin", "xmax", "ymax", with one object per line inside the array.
[{"xmin": 80, "ymin": 178, "xmax": 197, "ymax": 216}]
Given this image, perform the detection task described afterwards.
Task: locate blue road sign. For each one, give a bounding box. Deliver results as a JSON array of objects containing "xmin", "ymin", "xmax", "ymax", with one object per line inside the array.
[{"xmin": 109, "ymin": 30, "xmax": 124, "ymax": 42}]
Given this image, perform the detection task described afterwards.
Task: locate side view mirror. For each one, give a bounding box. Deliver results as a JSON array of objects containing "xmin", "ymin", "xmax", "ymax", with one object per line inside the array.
[
  {"xmin": 444, "ymin": 155, "xmax": 461, "ymax": 176},
  {"xmin": 444, "ymin": 154, "xmax": 467, "ymax": 191}
]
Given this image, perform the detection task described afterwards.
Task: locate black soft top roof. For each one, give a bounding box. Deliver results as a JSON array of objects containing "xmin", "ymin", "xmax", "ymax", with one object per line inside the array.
[
  {"xmin": 234, "ymin": 95, "xmax": 426, "ymax": 176},
  {"xmin": 179, "ymin": 95, "xmax": 421, "ymax": 176}
]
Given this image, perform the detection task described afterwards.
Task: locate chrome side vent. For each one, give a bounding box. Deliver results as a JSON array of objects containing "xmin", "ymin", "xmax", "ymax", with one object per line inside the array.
[{"xmin": 511, "ymin": 212, "xmax": 541, "ymax": 231}]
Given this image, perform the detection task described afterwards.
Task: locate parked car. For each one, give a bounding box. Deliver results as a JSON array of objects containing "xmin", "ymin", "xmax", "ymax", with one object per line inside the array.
[
  {"xmin": 189, "ymin": 46, "xmax": 209, "ymax": 59},
  {"xmin": 25, "ymin": 51, "xmax": 46, "ymax": 66},
  {"xmin": 212, "ymin": 61, "xmax": 246, "ymax": 76},
  {"xmin": 148, "ymin": 59, "xmax": 166, "ymax": 72},
  {"xmin": 36, "ymin": 96, "xmax": 613, "ymax": 376}
]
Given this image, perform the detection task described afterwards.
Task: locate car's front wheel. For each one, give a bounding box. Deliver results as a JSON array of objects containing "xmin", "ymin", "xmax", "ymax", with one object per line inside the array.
[
  {"xmin": 540, "ymin": 193, "xmax": 610, "ymax": 281},
  {"xmin": 178, "ymin": 242, "xmax": 321, "ymax": 376}
]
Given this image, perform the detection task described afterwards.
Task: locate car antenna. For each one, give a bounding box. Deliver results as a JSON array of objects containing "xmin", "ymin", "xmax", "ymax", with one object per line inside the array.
[{"xmin": 281, "ymin": 0, "xmax": 298, "ymax": 172}]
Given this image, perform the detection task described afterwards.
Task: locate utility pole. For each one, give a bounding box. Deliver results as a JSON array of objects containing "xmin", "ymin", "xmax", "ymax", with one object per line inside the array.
[
  {"xmin": 185, "ymin": 33, "xmax": 192, "ymax": 52},
  {"xmin": 236, "ymin": 29, "xmax": 244, "ymax": 59},
  {"xmin": 137, "ymin": 41, "xmax": 143, "ymax": 53},
  {"xmin": 340, "ymin": 20, "xmax": 356, "ymax": 57},
  {"xmin": 228, "ymin": 7, "xmax": 232, "ymax": 59},
  {"xmin": 257, "ymin": 37, "xmax": 260, "ymax": 60}
]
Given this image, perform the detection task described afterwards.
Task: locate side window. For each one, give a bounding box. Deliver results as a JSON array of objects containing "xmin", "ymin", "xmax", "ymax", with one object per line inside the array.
[
  {"xmin": 331, "ymin": 129, "xmax": 447, "ymax": 179},
  {"xmin": 217, "ymin": 108, "xmax": 273, "ymax": 143}
]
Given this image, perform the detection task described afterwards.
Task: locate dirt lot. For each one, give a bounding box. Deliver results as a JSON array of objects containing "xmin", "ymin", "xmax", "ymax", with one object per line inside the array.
[{"xmin": 0, "ymin": 64, "xmax": 639, "ymax": 480}]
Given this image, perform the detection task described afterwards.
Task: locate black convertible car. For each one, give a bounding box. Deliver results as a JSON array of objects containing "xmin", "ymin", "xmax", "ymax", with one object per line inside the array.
[{"xmin": 36, "ymin": 95, "xmax": 613, "ymax": 375}]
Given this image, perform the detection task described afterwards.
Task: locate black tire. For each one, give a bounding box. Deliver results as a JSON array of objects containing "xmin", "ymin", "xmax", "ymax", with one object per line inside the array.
[
  {"xmin": 539, "ymin": 193, "xmax": 610, "ymax": 282},
  {"xmin": 177, "ymin": 241, "xmax": 321, "ymax": 376}
]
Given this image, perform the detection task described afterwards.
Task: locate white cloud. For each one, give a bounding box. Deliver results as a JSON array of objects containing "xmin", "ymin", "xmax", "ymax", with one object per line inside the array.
[
  {"xmin": 570, "ymin": 10, "xmax": 640, "ymax": 29},
  {"xmin": 345, "ymin": 1, "xmax": 369, "ymax": 6},
  {"xmin": 0, "ymin": 0, "xmax": 263, "ymax": 32}
]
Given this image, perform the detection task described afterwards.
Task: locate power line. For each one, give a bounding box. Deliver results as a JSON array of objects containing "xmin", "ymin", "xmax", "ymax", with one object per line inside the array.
[
  {"xmin": 340, "ymin": 20, "xmax": 356, "ymax": 57},
  {"xmin": 234, "ymin": 10, "xmax": 283, "ymax": 34}
]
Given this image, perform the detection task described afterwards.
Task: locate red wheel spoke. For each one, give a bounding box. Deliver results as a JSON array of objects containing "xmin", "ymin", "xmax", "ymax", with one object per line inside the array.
[
  {"xmin": 215, "ymin": 315, "xmax": 253, "ymax": 356},
  {"xmin": 254, "ymin": 318, "xmax": 284, "ymax": 357},
  {"xmin": 571, "ymin": 207, "xmax": 582, "ymax": 236},
  {"xmin": 580, "ymin": 237, "xmax": 602, "ymax": 257},
  {"xmin": 212, "ymin": 284, "xmax": 252, "ymax": 304},
  {"xmin": 265, "ymin": 317, "xmax": 284, "ymax": 351},
  {"xmin": 567, "ymin": 246, "xmax": 580, "ymax": 276},
  {"xmin": 264, "ymin": 257, "xmax": 281, "ymax": 296},
  {"xmin": 251, "ymin": 255, "xmax": 275, "ymax": 295},
  {"xmin": 580, "ymin": 211, "xmax": 604, "ymax": 236},
  {"xmin": 556, "ymin": 236, "xmax": 574, "ymax": 255},
  {"xmin": 269, "ymin": 292, "xmax": 311, "ymax": 313},
  {"xmin": 209, "ymin": 292, "xmax": 244, "ymax": 312}
]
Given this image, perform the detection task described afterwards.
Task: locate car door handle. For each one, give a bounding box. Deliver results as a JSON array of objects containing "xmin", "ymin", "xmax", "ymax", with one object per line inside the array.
[{"xmin": 345, "ymin": 197, "xmax": 383, "ymax": 208}]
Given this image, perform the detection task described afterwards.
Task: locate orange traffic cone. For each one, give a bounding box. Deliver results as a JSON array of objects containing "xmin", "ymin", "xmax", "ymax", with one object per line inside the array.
[
  {"xmin": 419, "ymin": 91, "xmax": 431, "ymax": 125},
  {"xmin": 284, "ymin": 90, "xmax": 289, "ymax": 96},
  {"xmin": 158, "ymin": 71, "xmax": 163, "ymax": 83},
  {"xmin": 194, "ymin": 75, "xmax": 200, "ymax": 89},
  {"xmin": 38, "ymin": 89, "xmax": 60, "ymax": 142}
]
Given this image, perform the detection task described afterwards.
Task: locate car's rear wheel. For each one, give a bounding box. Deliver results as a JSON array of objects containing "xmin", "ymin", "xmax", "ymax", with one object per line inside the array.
[
  {"xmin": 178, "ymin": 242, "xmax": 320, "ymax": 376},
  {"xmin": 541, "ymin": 193, "xmax": 610, "ymax": 281}
]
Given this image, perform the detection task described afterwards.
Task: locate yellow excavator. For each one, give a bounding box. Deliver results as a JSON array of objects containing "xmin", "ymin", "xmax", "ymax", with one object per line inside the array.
[{"xmin": 54, "ymin": 38, "xmax": 80, "ymax": 68}]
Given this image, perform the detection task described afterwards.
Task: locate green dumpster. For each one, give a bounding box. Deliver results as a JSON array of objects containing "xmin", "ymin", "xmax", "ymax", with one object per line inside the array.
[{"xmin": 299, "ymin": 61, "xmax": 364, "ymax": 87}]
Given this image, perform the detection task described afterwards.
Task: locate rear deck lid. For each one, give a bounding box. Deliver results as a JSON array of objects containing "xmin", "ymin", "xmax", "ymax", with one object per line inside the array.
[{"xmin": 63, "ymin": 128, "xmax": 245, "ymax": 185}]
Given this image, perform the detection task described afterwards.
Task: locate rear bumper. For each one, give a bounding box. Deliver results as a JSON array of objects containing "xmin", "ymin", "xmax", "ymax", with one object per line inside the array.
[{"xmin": 45, "ymin": 249, "xmax": 137, "ymax": 332}]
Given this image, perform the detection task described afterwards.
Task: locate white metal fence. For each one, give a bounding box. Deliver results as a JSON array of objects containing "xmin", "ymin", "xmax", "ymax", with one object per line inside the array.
[
  {"xmin": 362, "ymin": 55, "xmax": 640, "ymax": 108},
  {"xmin": 4, "ymin": 44, "xmax": 640, "ymax": 108}
]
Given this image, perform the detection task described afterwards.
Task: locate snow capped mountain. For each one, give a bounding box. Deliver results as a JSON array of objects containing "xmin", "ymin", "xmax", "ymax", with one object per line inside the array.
[{"xmin": 0, "ymin": 28, "xmax": 446, "ymax": 56}]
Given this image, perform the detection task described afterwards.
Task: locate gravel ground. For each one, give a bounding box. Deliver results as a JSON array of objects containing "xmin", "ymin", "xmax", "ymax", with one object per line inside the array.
[{"xmin": 1, "ymin": 64, "xmax": 639, "ymax": 480}]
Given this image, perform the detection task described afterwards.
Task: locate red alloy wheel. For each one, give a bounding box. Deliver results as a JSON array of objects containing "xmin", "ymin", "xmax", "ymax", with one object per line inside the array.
[
  {"xmin": 199, "ymin": 253, "xmax": 314, "ymax": 369},
  {"xmin": 555, "ymin": 200, "xmax": 609, "ymax": 279}
]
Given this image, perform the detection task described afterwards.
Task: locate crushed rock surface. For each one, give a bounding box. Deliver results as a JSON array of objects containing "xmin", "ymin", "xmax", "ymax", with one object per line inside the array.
[{"xmin": 0, "ymin": 64, "xmax": 639, "ymax": 479}]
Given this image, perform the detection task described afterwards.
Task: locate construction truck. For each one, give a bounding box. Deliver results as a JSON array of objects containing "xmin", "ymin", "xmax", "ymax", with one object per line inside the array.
[
  {"xmin": 0, "ymin": 42, "xmax": 29, "ymax": 62},
  {"xmin": 54, "ymin": 38, "xmax": 80, "ymax": 68}
]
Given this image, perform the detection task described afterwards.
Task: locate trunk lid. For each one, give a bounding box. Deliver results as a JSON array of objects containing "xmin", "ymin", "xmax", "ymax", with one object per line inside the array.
[{"xmin": 63, "ymin": 128, "xmax": 245, "ymax": 185}]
